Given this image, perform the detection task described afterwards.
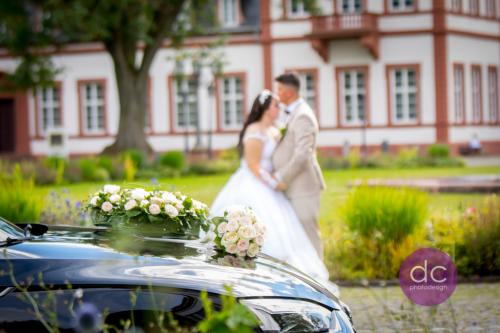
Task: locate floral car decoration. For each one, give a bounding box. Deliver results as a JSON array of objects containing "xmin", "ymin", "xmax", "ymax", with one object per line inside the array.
[
  {"xmin": 87, "ymin": 184, "xmax": 210, "ymax": 238},
  {"xmin": 211, "ymin": 206, "xmax": 266, "ymax": 258}
]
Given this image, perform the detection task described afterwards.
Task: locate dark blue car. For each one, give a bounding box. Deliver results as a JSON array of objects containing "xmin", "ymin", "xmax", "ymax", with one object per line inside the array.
[{"xmin": 0, "ymin": 217, "xmax": 354, "ymax": 332}]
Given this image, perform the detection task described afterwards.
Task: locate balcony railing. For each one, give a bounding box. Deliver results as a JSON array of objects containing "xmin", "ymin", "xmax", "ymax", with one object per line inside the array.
[{"xmin": 311, "ymin": 13, "xmax": 378, "ymax": 38}]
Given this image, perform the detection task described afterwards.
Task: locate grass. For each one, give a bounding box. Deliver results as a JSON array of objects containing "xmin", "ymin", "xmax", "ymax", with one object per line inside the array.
[{"xmin": 32, "ymin": 166, "xmax": 500, "ymax": 224}]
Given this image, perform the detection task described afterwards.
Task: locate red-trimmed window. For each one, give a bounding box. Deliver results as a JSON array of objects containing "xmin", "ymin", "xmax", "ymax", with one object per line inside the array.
[
  {"xmin": 449, "ymin": 0, "xmax": 462, "ymax": 12},
  {"xmin": 389, "ymin": 66, "xmax": 419, "ymax": 124},
  {"xmin": 469, "ymin": 0, "xmax": 479, "ymax": 15},
  {"xmin": 485, "ymin": 0, "xmax": 496, "ymax": 17},
  {"xmin": 287, "ymin": 0, "xmax": 310, "ymax": 18},
  {"xmin": 338, "ymin": 67, "xmax": 368, "ymax": 126},
  {"xmin": 471, "ymin": 65, "xmax": 482, "ymax": 123},
  {"xmin": 37, "ymin": 84, "xmax": 62, "ymax": 135},
  {"xmin": 80, "ymin": 81, "xmax": 106, "ymax": 134},
  {"xmin": 339, "ymin": 0, "xmax": 363, "ymax": 14},
  {"xmin": 297, "ymin": 71, "xmax": 317, "ymax": 110},
  {"xmin": 453, "ymin": 64, "xmax": 465, "ymax": 124},
  {"xmin": 219, "ymin": 0, "xmax": 239, "ymax": 27},
  {"xmin": 488, "ymin": 66, "xmax": 498, "ymax": 123},
  {"xmin": 388, "ymin": 0, "xmax": 415, "ymax": 12},
  {"xmin": 173, "ymin": 77, "xmax": 198, "ymax": 131},
  {"xmin": 219, "ymin": 75, "xmax": 245, "ymax": 130}
]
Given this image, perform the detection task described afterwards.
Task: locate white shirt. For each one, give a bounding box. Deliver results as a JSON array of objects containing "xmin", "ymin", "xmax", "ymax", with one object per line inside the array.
[{"xmin": 277, "ymin": 97, "xmax": 304, "ymax": 128}]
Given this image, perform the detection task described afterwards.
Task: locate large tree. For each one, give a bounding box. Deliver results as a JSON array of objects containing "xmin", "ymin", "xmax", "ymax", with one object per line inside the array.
[{"xmin": 0, "ymin": 0, "xmax": 209, "ymax": 155}]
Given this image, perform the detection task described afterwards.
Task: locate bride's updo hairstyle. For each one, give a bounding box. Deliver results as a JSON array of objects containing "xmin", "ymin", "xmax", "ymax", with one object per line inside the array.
[{"xmin": 237, "ymin": 90, "xmax": 275, "ymax": 156}]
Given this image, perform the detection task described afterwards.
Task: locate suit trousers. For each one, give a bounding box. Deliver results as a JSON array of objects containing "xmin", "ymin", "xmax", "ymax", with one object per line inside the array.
[{"xmin": 289, "ymin": 193, "xmax": 323, "ymax": 260}]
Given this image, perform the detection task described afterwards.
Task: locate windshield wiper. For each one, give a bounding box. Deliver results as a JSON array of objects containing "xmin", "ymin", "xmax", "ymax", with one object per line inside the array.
[{"xmin": 0, "ymin": 236, "xmax": 32, "ymax": 247}]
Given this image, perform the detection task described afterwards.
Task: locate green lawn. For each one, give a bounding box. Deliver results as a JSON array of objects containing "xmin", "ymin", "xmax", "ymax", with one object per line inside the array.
[{"xmin": 35, "ymin": 166, "xmax": 500, "ymax": 227}]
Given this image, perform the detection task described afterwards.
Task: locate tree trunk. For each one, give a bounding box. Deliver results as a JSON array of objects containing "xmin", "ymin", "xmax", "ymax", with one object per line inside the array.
[{"xmin": 102, "ymin": 55, "xmax": 152, "ymax": 156}]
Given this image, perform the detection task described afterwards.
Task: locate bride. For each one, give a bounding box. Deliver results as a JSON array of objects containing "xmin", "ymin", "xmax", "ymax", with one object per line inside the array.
[{"xmin": 211, "ymin": 90, "xmax": 329, "ymax": 281}]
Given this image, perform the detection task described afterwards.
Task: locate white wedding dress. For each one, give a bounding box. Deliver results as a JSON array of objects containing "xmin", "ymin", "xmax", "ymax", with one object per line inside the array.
[{"xmin": 211, "ymin": 130, "xmax": 329, "ymax": 281}]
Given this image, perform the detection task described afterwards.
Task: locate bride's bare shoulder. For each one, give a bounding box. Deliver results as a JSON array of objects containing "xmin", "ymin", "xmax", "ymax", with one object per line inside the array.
[{"xmin": 245, "ymin": 123, "xmax": 262, "ymax": 134}]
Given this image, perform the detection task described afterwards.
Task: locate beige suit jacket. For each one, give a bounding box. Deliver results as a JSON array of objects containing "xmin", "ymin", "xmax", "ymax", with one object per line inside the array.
[{"xmin": 272, "ymin": 101, "xmax": 326, "ymax": 198}]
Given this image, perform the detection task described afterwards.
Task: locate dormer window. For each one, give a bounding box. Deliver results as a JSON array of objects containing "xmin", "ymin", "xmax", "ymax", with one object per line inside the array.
[
  {"xmin": 388, "ymin": 0, "xmax": 415, "ymax": 12},
  {"xmin": 219, "ymin": 0, "xmax": 239, "ymax": 27},
  {"xmin": 288, "ymin": 0, "xmax": 310, "ymax": 18}
]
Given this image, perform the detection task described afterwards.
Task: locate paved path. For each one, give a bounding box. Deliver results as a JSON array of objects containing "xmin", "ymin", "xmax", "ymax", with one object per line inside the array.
[
  {"xmin": 463, "ymin": 156, "xmax": 500, "ymax": 167},
  {"xmin": 339, "ymin": 283, "xmax": 500, "ymax": 333}
]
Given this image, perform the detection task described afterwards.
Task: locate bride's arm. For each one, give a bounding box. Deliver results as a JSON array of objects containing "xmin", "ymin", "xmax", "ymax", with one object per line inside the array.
[{"xmin": 244, "ymin": 137, "xmax": 279, "ymax": 189}]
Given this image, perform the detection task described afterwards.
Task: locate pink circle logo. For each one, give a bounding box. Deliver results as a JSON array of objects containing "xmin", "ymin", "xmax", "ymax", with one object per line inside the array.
[{"xmin": 399, "ymin": 248, "xmax": 457, "ymax": 306}]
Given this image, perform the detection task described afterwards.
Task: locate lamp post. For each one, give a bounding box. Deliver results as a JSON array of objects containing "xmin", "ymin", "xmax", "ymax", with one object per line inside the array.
[
  {"xmin": 175, "ymin": 60, "xmax": 190, "ymax": 155},
  {"xmin": 192, "ymin": 59, "xmax": 202, "ymax": 150}
]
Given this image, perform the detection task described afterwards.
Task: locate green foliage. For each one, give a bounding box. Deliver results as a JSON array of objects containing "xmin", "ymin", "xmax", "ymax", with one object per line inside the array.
[
  {"xmin": 0, "ymin": 165, "xmax": 42, "ymax": 223},
  {"xmin": 78, "ymin": 158, "xmax": 98, "ymax": 182},
  {"xmin": 342, "ymin": 186, "xmax": 428, "ymax": 242},
  {"xmin": 123, "ymin": 154, "xmax": 137, "ymax": 182},
  {"xmin": 188, "ymin": 159, "xmax": 237, "ymax": 175},
  {"xmin": 197, "ymin": 286, "xmax": 259, "ymax": 333},
  {"xmin": 123, "ymin": 149, "xmax": 145, "ymax": 169},
  {"xmin": 159, "ymin": 151, "xmax": 185, "ymax": 170},
  {"xmin": 395, "ymin": 147, "xmax": 420, "ymax": 168},
  {"xmin": 427, "ymin": 144, "xmax": 450, "ymax": 158},
  {"xmin": 456, "ymin": 195, "xmax": 500, "ymax": 276}
]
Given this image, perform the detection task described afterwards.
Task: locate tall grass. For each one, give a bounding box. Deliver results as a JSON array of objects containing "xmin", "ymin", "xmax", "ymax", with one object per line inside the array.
[
  {"xmin": 456, "ymin": 195, "xmax": 500, "ymax": 276},
  {"xmin": 326, "ymin": 186, "xmax": 429, "ymax": 280},
  {"xmin": 0, "ymin": 165, "xmax": 42, "ymax": 223},
  {"xmin": 342, "ymin": 186, "xmax": 428, "ymax": 243}
]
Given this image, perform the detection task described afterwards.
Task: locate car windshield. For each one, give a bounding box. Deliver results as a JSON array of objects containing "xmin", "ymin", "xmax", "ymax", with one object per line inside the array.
[{"xmin": 0, "ymin": 217, "xmax": 25, "ymax": 242}]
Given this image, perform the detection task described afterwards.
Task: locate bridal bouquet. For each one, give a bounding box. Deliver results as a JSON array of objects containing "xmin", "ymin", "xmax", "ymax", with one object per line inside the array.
[
  {"xmin": 211, "ymin": 206, "xmax": 266, "ymax": 258},
  {"xmin": 86, "ymin": 184, "xmax": 210, "ymax": 238}
]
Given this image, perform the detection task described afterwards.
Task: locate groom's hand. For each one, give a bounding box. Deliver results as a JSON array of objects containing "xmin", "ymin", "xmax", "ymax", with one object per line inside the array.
[{"xmin": 276, "ymin": 182, "xmax": 288, "ymax": 191}]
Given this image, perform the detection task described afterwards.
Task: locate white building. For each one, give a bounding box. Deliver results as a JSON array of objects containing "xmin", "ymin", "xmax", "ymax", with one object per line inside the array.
[{"xmin": 1, "ymin": 0, "xmax": 500, "ymax": 157}]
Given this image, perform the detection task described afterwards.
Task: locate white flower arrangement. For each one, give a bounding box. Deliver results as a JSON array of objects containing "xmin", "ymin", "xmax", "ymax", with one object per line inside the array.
[
  {"xmin": 86, "ymin": 184, "xmax": 210, "ymax": 238},
  {"xmin": 212, "ymin": 206, "xmax": 266, "ymax": 258}
]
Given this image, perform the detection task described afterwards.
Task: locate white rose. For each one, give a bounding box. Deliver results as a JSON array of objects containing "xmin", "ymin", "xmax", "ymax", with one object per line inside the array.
[
  {"xmin": 150, "ymin": 196, "xmax": 163, "ymax": 205},
  {"xmin": 140, "ymin": 199, "xmax": 149, "ymax": 207},
  {"xmin": 103, "ymin": 184, "xmax": 120, "ymax": 194},
  {"xmin": 149, "ymin": 204, "xmax": 161, "ymax": 215},
  {"xmin": 236, "ymin": 239, "xmax": 249, "ymax": 252},
  {"xmin": 255, "ymin": 235, "xmax": 264, "ymax": 246},
  {"xmin": 193, "ymin": 200, "xmax": 207, "ymax": 210},
  {"xmin": 101, "ymin": 201, "xmax": 113, "ymax": 212},
  {"xmin": 124, "ymin": 200, "xmax": 137, "ymax": 211},
  {"xmin": 247, "ymin": 243, "xmax": 260, "ymax": 257},
  {"xmin": 255, "ymin": 223, "xmax": 267, "ymax": 236},
  {"xmin": 238, "ymin": 225, "xmax": 256, "ymax": 240},
  {"xmin": 237, "ymin": 251, "xmax": 246, "ymax": 257},
  {"xmin": 90, "ymin": 196, "xmax": 99, "ymax": 206},
  {"xmin": 131, "ymin": 188, "xmax": 148, "ymax": 201},
  {"xmin": 165, "ymin": 204, "xmax": 179, "ymax": 218},
  {"xmin": 217, "ymin": 222, "xmax": 228, "ymax": 235},
  {"xmin": 226, "ymin": 220, "xmax": 239, "ymax": 233},
  {"xmin": 175, "ymin": 202, "xmax": 184, "ymax": 211},
  {"xmin": 225, "ymin": 243, "xmax": 238, "ymax": 254},
  {"xmin": 222, "ymin": 232, "xmax": 238, "ymax": 244},
  {"xmin": 161, "ymin": 191, "xmax": 177, "ymax": 203},
  {"xmin": 238, "ymin": 215, "xmax": 252, "ymax": 226},
  {"xmin": 109, "ymin": 194, "xmax": 121, "ymax": 203}
]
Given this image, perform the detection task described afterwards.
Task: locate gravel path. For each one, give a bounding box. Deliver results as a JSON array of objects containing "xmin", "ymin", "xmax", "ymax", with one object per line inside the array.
[{"xmin": 338, "ymin": 283, "xmax": 500, "ymax": 333}]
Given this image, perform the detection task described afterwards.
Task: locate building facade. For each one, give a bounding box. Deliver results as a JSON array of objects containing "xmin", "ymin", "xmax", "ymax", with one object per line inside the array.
[{"xmin": 1, "ymin": 0, "xmax": 500, "ymax": 157}]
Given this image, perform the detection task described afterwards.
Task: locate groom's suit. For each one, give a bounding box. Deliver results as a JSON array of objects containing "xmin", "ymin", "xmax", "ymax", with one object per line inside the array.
[{"xmin": 272, "ymin": 99, "xmax": 326, "ymax": 259}]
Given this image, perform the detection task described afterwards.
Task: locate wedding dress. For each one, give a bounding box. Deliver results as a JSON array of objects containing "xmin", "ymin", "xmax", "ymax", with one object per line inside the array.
[{"xmin": 211, "ymin": 130, "xmax": 329, "ymax": 281}]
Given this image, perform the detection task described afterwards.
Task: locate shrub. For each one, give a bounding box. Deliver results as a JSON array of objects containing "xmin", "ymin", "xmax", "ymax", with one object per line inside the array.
[
  {"xmin": 395, "ymin": 147, "xmax": 420, "ymax": 168},
  {"xmin": 456, "ymin": 195, "xmax": 500, "ymax": 276},
  {"xmin": 0, "ymin": 165, "xmax": 42, "ymax": 223},
  {"xmin": 79, "ymin": 158, "xmax": 98, "ymax": 181},
  {"xmin": 159, "ymin": 151, "xmax": 185, "ymax": 170},
  {"xmin": 63, "ymin": 160, "xmax": 83, "ymax": 183},
  {"xmin": 427, "ymin": 144, "xmax": 450, "ymax": 158},
  {"xmin": 342, "ymin": 186, "xmax": 428, "ymax": 243},
  {"xmin": 188, "ymin": 159, "xmax": 237, "ymax": 175},
  {"xmin": 122, "ymin": 149, "xmax": 144, "ymax": 168},
  {"xmin": 123, "ymin": 153, "xmax": 137, "ymax": 181}
]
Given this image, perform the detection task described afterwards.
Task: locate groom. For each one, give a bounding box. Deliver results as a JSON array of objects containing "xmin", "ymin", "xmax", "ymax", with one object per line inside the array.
[{"xmin": 272, "ymin": 72, "xmax": 326, "ymax": 259}]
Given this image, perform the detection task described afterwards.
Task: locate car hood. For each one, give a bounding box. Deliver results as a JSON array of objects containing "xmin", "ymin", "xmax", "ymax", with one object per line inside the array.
[{"xmin": 1, "ymin": 231, "xmax": 341, "ymax": 310}]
